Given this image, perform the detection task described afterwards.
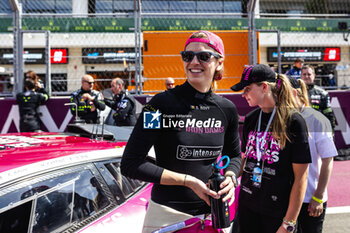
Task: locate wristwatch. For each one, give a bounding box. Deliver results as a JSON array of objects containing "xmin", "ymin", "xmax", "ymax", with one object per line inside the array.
[{"xmin": 282, "ymin": 219, "xmax": 296, "ymax": 232}]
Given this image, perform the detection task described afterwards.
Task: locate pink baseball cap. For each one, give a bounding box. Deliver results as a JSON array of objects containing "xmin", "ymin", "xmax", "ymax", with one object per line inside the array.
[{"xmin": 184, "ymin": 31, "xmax": 225, "ymax": 58}]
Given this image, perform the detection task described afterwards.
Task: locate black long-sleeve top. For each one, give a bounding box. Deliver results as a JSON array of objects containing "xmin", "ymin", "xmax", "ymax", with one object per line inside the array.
[
  {"xmin": 70, "ymin": 88, "xmax": 105, "ymax": 123},
  {"xmin": 307, "ymin": 84, "xmax": 335, "ymax": 130},
  {"xmin": 104, "ymin": 91, "xmax": 137, "ymax": 126},
  {"xmin": 16, "ymin": 90, "xmax": 48, "ymax": 132},
  {"xmin": 121, "ymin": 81, "xmax": 241, "ymax": 215}
]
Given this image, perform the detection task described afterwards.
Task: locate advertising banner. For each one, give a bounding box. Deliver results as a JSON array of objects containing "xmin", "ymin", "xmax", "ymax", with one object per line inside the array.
[
  {"xmin": 0, "ymin": 48, "xmax": 69, "ymax": 64},
  {"xmin": 267, "ymin": 47, "xmax": 341, "ymax": 62},
  {"xmin": 0, "ymin": 92, "xmax": 349, "ymax": 150}
]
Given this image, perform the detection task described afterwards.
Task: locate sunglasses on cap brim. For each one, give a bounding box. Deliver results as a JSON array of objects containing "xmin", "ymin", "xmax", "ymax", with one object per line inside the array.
[{"xmin": 180, "ymin": 51, "xmax": 221, "ymax": 63}]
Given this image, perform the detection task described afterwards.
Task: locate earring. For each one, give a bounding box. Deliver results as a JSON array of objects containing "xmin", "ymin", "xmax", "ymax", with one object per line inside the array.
[{"xmin": 214, "ymin": 74, "xmax": 222, "ymax": 81}]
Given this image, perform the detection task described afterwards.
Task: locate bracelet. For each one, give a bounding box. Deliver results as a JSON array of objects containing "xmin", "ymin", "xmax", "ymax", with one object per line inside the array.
[
  {"xmin": 312, "ymin": 195, "xmax": 323, "ymax": 204},
  {"xmin": 283, "ymin": 218, "xmax": 296, "ymax": 225},
  {"xmin": 184, "ymin": 174, "xmax": 187, "ymax": 186},
  {"xmin": 282, "ymin": 219, "xmax": 296, "ymax": 232}
]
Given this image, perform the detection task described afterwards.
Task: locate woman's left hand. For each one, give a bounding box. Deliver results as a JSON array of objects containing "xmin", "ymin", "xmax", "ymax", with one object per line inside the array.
[
  {"xmin": 217, "ymin": 176, "xmax": 236, "ymax": 206},
  {"xmin": 308, "ymin": 199, "xmax": 324, "ymax": 217}
]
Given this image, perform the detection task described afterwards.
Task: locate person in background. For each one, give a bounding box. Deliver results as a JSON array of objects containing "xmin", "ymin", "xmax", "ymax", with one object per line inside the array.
[
  {"xmin": 288, "ymin": 76, "xmax": 337, "ymax": 233},
  {"xmin": 286, "ymin": 58, "xmax": 304, "ymax": 79},
  {"xmin": 104, "ymin": 77, "xmax": 137, "ymax": 126},
  {"xmin": 25, "ymin": 70, "xmax": 46, "ymax": 94},
  {"xmin": 231, "ymin": 64, "xmax": 311, "ymax": 233},
  {"xmin": 301, "ymin": 65, "xmax": 335, "ymax": 130},
  {"xmin": 16, "ymin": 79, "xmax": 49, "ymax": 132},
  {"xmin": 70, "ymin": 74, "xmax": 105, "ymax": 123},
  {"xmin": 121, "ymin": 30, "xmax": 241, "ymax": 233},
  {"xmin": 165, "ymin": 77, "xmax": 175, "ymax": 90}
]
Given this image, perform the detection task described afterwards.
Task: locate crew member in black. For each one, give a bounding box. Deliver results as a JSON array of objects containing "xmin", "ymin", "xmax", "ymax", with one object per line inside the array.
[
  {"xmin": 121, "ymin": 31, "xmax": 241, "ymax": 233},
  {"xmin": 231, "ymin": 64, "xmax": 311, "ymax": 233},
  {"xmin": 301, "ymin": 65, "xmax": 335, "ymax": 129},
  {"xmin": 70, "ymin": 75, "xmax": 105, "ymax": 123},
  {"xmin": 16, "ymin": 79, "xmax": 49, "ymax": 132},
  {"xmin": 104, "ymin": 78, "xmax": 136, "ymax": 126}
]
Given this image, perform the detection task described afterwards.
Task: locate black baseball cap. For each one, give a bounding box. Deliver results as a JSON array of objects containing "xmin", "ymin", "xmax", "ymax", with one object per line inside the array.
[{"xmin": 231, "ymin": 64, "xmax": 276, "ymax": 91}]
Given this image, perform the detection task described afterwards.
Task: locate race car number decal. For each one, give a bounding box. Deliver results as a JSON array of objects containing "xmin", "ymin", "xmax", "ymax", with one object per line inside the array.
[{"xmin": 0, "ymin": 135, "xmax": 44, "ymax": 150}]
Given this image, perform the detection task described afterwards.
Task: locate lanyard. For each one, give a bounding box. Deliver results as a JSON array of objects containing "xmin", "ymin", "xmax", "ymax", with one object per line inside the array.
[{"xmin": 256, "ymin": 107, "xmax": 276, "ymax": 164}]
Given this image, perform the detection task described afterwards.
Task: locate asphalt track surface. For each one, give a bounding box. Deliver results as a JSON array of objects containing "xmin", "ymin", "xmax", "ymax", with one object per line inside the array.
[{"xmin": 322, "ymin": 160, "xmax": 350, "ymax": 233}]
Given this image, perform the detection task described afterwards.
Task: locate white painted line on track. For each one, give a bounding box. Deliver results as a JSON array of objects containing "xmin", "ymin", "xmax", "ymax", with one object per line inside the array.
[{"xmin": 326, "ymin": 206, "xmax": 350, "ymax": 214}]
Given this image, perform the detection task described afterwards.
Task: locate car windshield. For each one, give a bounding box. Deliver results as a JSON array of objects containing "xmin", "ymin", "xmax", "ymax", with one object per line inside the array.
[{"xmin": 0, "ymin": 168, "xmax": 110, "ymax": 233}]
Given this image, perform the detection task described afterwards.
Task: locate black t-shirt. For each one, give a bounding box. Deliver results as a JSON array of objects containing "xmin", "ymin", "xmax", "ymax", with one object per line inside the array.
[
  {"xmin": 121, "ymin": 81, "xmax": 241, "ymax": 215},
  {"xmin": 240, "ymin": 108, "xmax": 311, "ymax": 218}
]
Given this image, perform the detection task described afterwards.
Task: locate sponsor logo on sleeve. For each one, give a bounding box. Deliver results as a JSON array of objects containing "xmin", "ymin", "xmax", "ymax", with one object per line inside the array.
[{"xmin": 176, "ymin": 145, "xmax": 222, "ymax": 160}]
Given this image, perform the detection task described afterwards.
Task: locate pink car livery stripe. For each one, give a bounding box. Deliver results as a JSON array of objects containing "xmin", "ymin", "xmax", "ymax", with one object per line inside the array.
[
  {"xmin": 0, "ymin": 147, "xmax": 126, "ymax": 187},
  {"xmin": 0, "ymin": 134, "xmax": 127, "ymax": 173}
]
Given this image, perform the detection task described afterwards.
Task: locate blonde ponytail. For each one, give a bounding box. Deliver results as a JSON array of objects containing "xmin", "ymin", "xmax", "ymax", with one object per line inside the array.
[
  {"xmin": 265, "ymin": 74, "xmax": 298, "ymax": 149},
  {"xmin": 296, "ymin": 79, "xmax": 310, "ymax": 107}
]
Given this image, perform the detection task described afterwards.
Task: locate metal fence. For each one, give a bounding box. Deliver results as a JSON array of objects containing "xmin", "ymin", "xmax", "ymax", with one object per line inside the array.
[
  {"xmin": 1, "ymin": 0, "xmax": 350, "ymax": 97},
  {"xmin": 255, "ymin": 0, "xmax": 350, "ymax": 90}
]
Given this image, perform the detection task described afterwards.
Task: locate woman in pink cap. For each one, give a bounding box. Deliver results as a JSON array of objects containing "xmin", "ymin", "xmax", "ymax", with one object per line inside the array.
[{"xmin": 121, "ymin": 31, "xmax": 241, "ymax": 232}]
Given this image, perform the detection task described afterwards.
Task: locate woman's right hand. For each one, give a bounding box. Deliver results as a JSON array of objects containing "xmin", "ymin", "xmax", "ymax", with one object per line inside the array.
[{"xmin": 185, "ymin": 175, "xmax": 220, "ymax": 206}]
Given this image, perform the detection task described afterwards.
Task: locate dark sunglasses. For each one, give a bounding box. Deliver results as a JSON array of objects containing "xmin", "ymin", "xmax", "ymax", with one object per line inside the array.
[
  {"xmin": 180, "ymin": 51, "xmax": 221, "ymax": 63},
  {"xmin": 84, "ymin": 80, "xmax": 94, "ymax": 85}
]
